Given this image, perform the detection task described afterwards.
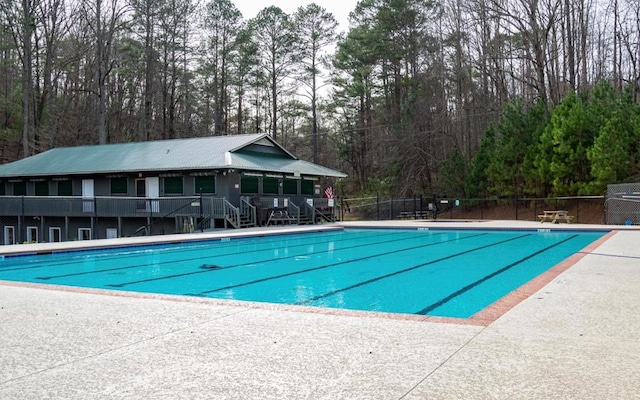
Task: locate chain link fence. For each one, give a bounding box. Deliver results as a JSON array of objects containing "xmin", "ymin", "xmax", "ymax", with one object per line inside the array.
[
  {"xmin": 606, "ymin": 183, "xmax": 640, "ymax": 225},
  {"xmin": 342, "ymin": 195, "xmax": 606, "ymax": 224}
]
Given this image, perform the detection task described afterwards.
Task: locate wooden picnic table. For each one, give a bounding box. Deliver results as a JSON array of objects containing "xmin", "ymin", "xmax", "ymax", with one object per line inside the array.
[
  {"xmin": 397, "ymin": 210, "xmax": 435, "ymax": 220},
  {"xmin": 538, "ymin": 210, "xmax": 574, "ymax": 223}
]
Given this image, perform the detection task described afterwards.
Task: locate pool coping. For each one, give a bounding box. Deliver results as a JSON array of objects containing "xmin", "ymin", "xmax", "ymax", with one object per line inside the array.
[
  {"xmin": 0, "ymin": 225, "xmax": 344, "ymax": 257},
  {"xmin": 0, "ymin": 221, "xmax": 627, "ymax": 326},
  {"xmin": 0, "ymin": 219, "xmax": 629, "ymax": 257}
]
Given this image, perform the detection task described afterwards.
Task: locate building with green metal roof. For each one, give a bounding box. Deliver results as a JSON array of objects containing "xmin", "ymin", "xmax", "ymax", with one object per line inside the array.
[{"xmin": 0, "ymin": 134, "xmax": 346, "ymax": 244}]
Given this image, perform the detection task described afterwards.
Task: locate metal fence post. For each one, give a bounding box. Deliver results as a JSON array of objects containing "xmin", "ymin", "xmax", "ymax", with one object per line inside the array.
[{"xmin": 413, "ymin": 196, "xmax": 417, "ymax": 219}]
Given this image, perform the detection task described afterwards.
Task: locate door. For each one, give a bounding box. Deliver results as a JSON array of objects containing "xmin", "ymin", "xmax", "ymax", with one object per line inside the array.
[
  {"xmin": 135, "ymin": 179, "xmax": 146, "ymax": 211},
  {"xmin": 135, "ymin": 178, "xmax": 159, "ymax": 213},
  {"xmin": 3, "ymin": 226, "xmax": 15, "ymax": 245},
  {"xmin": 27, "ymin": 226, "xmax": 38, "ymax": 243},
  {"xmin": 82, "ymin": 179, "xmax": 94, "ymax": 213},
  {"xmin": 146, "ymin": 177, "xmax": 159, "ymax": 213},
  {"xmin": 49, "ymin": 227, "xmax": 62, "ymax": 242}
]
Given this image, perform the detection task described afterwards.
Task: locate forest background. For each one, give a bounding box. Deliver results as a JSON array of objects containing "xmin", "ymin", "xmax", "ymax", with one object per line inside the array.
[{"xmin": 1, "ymin": 0, "xmax": 640, "ymax": 200}]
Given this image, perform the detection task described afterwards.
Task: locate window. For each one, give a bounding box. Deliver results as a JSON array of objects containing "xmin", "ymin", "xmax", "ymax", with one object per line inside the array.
[
  {"xmin": 301, "ymin": 180, "xmax": 314, "ymax": 195},
  {"xmin": 283, "ymin": 179, "xmax": 298, "ymax": 195},
  {"xmin": 78, "ymin": 228, "xmax": 91, "ymax": 240},
  {"xmin": 27, "ymin": 226, "xmax": 38, "ymax": 243},
  {"xmin": 3, "ymin": 226, "xmax": 15, "ymax": 245},
  {"xmin": 110, "ymin": 178, "xmax": 128, "ymax": 194},
  {"xmin": 164, "ymin": 177, "xmax": 183, "ymax": 195},
  {"xmin": 49, "ymin": 227, "xmax": 62, "ymax": 242},
  {"xmin": 35, "ymin": 181, "xmax": 49, "ymax": 196},
  {"xmin": 13, "ymin": 181, "xmax": 26, "ymax": 196},
  {"xmin": 195, "ymin": 176, "xmax": 216, "ymax": 194},
  {"xmin": 0, "ymin": 182, "xmax": 5, "ymax": 195},
  {"xmin": 240, "ymin": 176, "xmax": 259, "ymax": 194},
  {"xmin": 262, "ymin": 177, "xmax": 279, "ymax": 194},
  {"xmin": 57, "ymin": 180, "xmax": 72, "ymax": 196}
]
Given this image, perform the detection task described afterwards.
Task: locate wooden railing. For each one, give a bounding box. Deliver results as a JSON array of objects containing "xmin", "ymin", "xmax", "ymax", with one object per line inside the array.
[
  {"xmin": 223, "ymin": 198, "xmax": 240, "ymax": 228},
  {"xmin": 0, "ymin": 195, "xmax": 226, "ymax": 219},
  {"xmin": 240, "ymin": 197, "xmax": 256, "ymax": 226}
]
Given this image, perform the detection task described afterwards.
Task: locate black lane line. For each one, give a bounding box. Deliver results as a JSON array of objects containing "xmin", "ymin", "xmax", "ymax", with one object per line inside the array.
[
  {"xmin": 295, "ymin": 234, "xmax": 532, "ymax": 306},
  {"xmin": 2, "ymin": 230, "xmax": 354, "ymax": 273},
  {"xmin": 415, "ymin": 234, "xmax": 579, "ymax": 315},
  {"xmin": 105, "ymin": 231, "xmax": 457, "ymax": 288},
  {"xmin": 31, "ymin": 230, "xmax": 397, "ymax": 281},
  {"xmin": 2, "ymin": 241, "xmax": 225, "ymax": 272},
  {"xmin": 192, "ymin": 233, "xmax": 490, "ymax": 297}
]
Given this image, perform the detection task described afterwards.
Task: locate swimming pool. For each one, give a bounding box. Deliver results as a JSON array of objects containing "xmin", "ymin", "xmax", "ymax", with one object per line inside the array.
[{"xmin": 0, "ymin": 228, "xmax": 606, "ymax": 318}]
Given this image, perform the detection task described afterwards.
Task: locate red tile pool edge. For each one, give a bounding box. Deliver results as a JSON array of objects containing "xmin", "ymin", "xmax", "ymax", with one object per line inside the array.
[
  {"xmin": 0, "ymin": 230, "xmax": 618, "ymax": 327},
  {"xmin": 468, "ymin": 230, "xmax": 618, "ymax": 326}
]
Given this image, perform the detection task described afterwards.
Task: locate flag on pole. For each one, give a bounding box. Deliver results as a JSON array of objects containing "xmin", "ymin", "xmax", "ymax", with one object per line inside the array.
[{"xmin": 324, "ymin": 186, "xmax": 334, "ymax": 199}]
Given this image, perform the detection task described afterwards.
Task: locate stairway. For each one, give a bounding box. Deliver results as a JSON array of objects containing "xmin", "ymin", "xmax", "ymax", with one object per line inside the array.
[{"xmin": 225, "ymin": 213, "xmax": 256, "ymax": 229}]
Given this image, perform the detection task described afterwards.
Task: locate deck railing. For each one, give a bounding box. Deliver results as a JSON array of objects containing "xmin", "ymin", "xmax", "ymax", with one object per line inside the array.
[
  {"xmin": 304, "ymin": 197, "xmax": 340, "ymax": 222},
  {"xmin": 0, "ymin": 195, "xmax": 226, "ymax": 219},
  {"xmin": 240, "ymin": 197, "xmax": 256, "ymax": 226},
  {"xmin": 223, "ymin": 198, "xmax": 240, "ymax": 228}
]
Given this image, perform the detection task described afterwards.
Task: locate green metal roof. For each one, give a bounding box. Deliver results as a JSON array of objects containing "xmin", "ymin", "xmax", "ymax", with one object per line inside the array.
[{"xmin": 0, "ymin": 134, "xmax": 346, "ymax": 179}]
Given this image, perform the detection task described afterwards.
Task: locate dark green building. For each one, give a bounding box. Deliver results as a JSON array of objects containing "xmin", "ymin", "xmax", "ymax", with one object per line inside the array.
[{"xmin": 0, "ymin": 134, "xmax": 346, "ymax": 244}]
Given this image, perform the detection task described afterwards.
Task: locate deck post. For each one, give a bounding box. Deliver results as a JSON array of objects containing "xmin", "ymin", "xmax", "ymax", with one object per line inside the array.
[{"xmin": 199, "ymin": 192, "xmax": 204, "ymax": 232}]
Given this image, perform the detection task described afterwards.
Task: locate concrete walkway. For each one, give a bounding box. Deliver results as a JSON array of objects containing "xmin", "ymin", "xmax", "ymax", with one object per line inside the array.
[{"xmin": 1, "ymin": 222, "xmax": 639, "ymax": 399}]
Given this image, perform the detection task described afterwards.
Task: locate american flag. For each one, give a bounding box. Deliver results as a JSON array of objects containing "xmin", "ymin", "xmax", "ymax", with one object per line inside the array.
[{"xmin": 324, "ymin": 186, "xmax": 334, "ymax": 199}]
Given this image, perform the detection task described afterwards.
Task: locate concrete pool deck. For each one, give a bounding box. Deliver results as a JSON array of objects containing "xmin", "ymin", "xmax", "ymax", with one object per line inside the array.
[{"xmin": 1, "ymin": 221, "xmax": 639, "ymax": 399}]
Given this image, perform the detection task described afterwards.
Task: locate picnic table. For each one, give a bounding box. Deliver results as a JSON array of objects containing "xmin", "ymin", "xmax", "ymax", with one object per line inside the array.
[
  {"xmin": 538, "ymin": 210, "xmax": 574, "ymax": 223},
  {"xmin": 266, "ymin": 208, "xmax": 296, "ymax": 225},
  {"xmin": 398, "ymin": 210, "xmax": 435, "ymax": 220}
]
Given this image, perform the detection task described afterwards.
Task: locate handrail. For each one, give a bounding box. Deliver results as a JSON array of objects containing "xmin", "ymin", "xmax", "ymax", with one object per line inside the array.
[
  {"xmin": 302, "ymin": 198, "xmax": 339, "ymax": 223},
  {"xmin": 302, "ymin": 201, "xmax": 316, "ymax": 223},
  {"xmin": 288, "ymin": 201, "xmax": 300, "ymax": 223},
  {"xmin": 240, "ymin": 197, "xmax": 256, "ymax": 226},
  {"xmin": 223, "ymin": 198, "xmax": 240, "ymax": 228},
  {"xmin": 128, "ymin": 198, "xmax": 199, "ymax": 237}
]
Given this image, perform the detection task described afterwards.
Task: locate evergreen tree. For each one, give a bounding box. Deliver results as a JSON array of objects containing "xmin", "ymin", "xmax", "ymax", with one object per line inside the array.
[
  {"xmin": 465, "ymin": 127, "xmax": 495, "ymax": 198},
  {"xmin": 486, "ymin": 99, "xmax": 547, "ymax": 197}
]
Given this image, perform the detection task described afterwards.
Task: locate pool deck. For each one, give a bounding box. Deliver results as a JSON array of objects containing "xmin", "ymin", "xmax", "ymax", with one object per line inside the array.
[{"xmin": 1, "ymin": 220, "xmax": 639, "ymax": 399}]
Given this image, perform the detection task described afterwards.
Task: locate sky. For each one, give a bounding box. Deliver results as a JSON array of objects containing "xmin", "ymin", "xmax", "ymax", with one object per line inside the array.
[{"xmin": 233, "ymin": 0, "xmax": 360, "ymax": 33}]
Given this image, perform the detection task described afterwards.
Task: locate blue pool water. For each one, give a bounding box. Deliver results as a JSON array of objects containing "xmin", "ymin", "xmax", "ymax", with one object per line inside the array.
[{"xmin": 0, "ymin": 229, "xmax": 606, "ymax": 318}]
